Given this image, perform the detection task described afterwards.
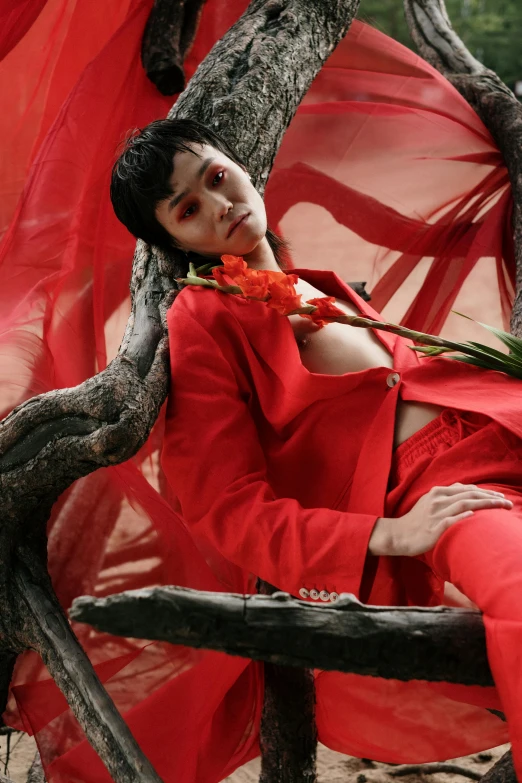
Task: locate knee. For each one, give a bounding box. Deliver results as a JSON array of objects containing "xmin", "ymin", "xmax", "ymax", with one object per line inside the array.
[{"xmin": 430, "ymin": 508, "xmax": 522, "ymax": 621}]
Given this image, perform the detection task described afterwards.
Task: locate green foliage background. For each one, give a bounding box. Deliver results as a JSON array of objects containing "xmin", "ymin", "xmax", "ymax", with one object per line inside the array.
[{"xmin": 358, "ymin": 0, "xmax": 522, "ymax": 90}]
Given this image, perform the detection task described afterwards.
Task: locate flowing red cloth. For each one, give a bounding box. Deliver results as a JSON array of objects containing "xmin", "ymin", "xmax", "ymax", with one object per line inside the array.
[
  {"xmin": 0, "ymin": 0, "xmax": 514, "ymax": 780},
  {"xmin": 0, "ymin": 0, "xmax": 48, "ymax": 62}
]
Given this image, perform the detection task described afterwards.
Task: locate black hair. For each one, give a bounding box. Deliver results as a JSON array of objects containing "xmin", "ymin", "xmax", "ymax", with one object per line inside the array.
[{"xmin": 110, "ymin": 117, "xmax": 289, "ymax": 268}]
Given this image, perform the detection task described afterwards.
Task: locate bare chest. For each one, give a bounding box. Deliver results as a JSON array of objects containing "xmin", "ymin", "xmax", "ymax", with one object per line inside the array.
[
  {"xmin": 287, "ymin": 278, "xmax": 443, "ymax": 447},
  {"xmin": 287, "ymin": 279, "xmax": 394, "ymax": 375}
]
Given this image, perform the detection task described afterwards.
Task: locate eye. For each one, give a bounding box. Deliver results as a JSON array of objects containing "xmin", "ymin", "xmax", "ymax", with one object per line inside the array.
[
  {"xmin": 181, "ymin": 204, "xmax": 197, "ymax": 219},
  {"xmin": 212, "ymin": 170, "xmax": 225, "ymax": 186}
]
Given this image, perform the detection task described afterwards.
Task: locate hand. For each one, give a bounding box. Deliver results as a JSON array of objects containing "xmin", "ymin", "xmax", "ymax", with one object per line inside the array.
[{"xmin": 369, "ymin": 483, "xmax": 513, "ymax": 557}]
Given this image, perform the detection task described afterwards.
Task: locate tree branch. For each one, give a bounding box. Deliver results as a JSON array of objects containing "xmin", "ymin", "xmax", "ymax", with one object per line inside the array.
[
  {"xmin": 142, "ymin": 0, "xmax": 207, "ymax": 95},
  {"xmin": 13, "ymin": 564, "xmax": 163, "ymax": 783},
  {"xmin": 390, "ymin": 764, "xmax": 481, "ymax": 780},
  {"xmin": 403, "ymin": 0, "xmax": 522, "ymax": 335},
  {"xmin": 26, "ymin": 751, "xmax": 46, "ymax": 783},
  {"xmin": 70, "ymin": 588, "xmax": 494, "ymax": 686},
  {"xmin": 480, "ymin": 751, "xmax": 516, "ymax": 783}
]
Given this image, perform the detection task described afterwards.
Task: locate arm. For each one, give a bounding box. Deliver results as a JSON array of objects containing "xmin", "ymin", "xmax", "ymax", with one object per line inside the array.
[{"xmin": 161, "ymin": 304, "xmax": 379, "ymax": 600}]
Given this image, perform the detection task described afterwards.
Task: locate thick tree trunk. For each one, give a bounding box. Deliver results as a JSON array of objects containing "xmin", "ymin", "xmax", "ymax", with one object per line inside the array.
[
  {"xmin": 0, "ymin": 1, "xmax": 361, "ymax": 779},
  {"xmin": 259, "ymin": 664, "xmax": 317, "ymax": 783},
  {"xmin": 256, "ymin": 580, "xmax": 318, "ymax": 783}
]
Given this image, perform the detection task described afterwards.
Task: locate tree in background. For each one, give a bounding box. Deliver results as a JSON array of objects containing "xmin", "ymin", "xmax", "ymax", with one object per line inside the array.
[{"xmin": 359, "ymin": 0, "xmax": 522, "ymax": 90}]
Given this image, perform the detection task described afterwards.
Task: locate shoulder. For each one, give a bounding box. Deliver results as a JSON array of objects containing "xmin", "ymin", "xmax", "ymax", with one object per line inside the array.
[
  {"xmin": 166, "ymin": 285, "xmax": 284, "ymax": 386},
  {"xmin": 167, "ymin": 283, "xmax": 280, "ymax": 339}
]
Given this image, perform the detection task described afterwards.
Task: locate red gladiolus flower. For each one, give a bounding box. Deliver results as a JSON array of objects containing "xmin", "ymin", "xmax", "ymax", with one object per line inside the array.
[
  {"xmin": 219, "ymin": 255, "xmax": 298, "ymax": 301},
  {"xmin": 212, "ymin": 267, "xmax": 229, "ymax": 287},
  {"xmin": 216, "ymin": 257, "xmax": 343, "ymax": 324},
  {"xmin": 221, "ymin": 254, "xmax": 249, "ymax": 277},
  {"xmin": 303, "ymin": 296, "xmax": 345, "ymax": 326},
  {"xmin": 216, "ymin": 255, "xmax": 268, "ymax": 298},
  {"xmin": 266, "ymin": 274, "xmax": 303, "ymax": 315},
  {"xmin": 238, "ymin": 269, "xmax": 272, "ymax": 299}
]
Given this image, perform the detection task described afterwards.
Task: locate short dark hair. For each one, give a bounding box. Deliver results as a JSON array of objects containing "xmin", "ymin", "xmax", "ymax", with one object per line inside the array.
[{"xmin": 110, "ymin": 117, "xmax": 289, "ymax": 267}]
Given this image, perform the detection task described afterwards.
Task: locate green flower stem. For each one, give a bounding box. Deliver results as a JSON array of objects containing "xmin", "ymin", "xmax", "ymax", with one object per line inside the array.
[
  {"xmin": 178, "ymin": 273, "xmax": 518, "ymax": 378},
  {"xmin": 177, "ymin": 275, "xmax": 244, "ymax": 295},
  {"xmin": 287, "ymin": 309, "xmax": 490, "ymax": 363}
]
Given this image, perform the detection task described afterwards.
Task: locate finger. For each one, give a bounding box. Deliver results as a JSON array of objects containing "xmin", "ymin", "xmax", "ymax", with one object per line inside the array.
[
  {"xmin": 436, "ymin": 490, "xmax": 509, "ymax": 505},
  {"xmin": 441, "ymin": 484, "xmax": 505, "ymax": 498},
  {"xmin": 444, "ymin": 497, "xmax": 513, "ymax": 517}
]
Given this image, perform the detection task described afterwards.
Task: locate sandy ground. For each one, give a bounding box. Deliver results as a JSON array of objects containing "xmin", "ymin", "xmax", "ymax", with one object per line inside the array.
[
  {"xmin": 224, "ymin": 743, "xmax": 511, "ymax": 783},
  {"xmin": 0, "ymin": 732, "xmax": 37, "ymax": 781},
  {"xmin": 0, "ymin": 729, "xmax": 509, "ymax": 783}
]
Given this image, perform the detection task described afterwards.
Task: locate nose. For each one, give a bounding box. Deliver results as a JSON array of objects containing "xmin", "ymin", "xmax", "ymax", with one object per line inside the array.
[{"xmin": 206, "ymin": 190, "xmax": 233, "ymax": 220}]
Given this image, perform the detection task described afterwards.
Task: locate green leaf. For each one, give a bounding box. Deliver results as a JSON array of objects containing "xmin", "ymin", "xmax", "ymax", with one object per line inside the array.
[
  {"xmin": 448, "ymin": 354, "xmax": 522, "ymax": 379},
  {"xmin": 465, "ymin": 341, "xmax": 522, "ymax": 370},
  {"xmin": 453, "ymin": 311, "xmax": 522, "ymax": 359},
  {"xmin": 196, "ymin": 261, "xmax": 221, "ymax": 274}
]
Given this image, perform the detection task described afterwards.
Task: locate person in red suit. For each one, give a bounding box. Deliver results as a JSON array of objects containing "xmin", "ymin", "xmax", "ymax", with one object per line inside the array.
[
  {"xmin": 110, "ymin": 116, "xmax": 522, "ymax": 777},
  {"xmin": 1, "ymin": 3, "xmax": 518, "ymax": 779}
]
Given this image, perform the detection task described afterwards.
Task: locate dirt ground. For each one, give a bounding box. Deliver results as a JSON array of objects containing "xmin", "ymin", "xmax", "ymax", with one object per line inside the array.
[
  {"xmin": 0, "ymin": 730, "xmax": 508, "ymax": 783},
  {"xmin": 224, "ymin": 743, "xmax": 510, "ymax": 783}
]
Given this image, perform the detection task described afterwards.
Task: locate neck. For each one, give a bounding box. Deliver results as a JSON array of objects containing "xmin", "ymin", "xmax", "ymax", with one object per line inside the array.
[{"xmin": 243, "ymin": 236, "xmax": 280, "ymax": 272}]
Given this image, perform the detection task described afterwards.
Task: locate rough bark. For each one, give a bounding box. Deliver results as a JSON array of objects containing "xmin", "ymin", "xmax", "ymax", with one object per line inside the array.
[
  {"xmin": 12, "ymin": 565, "xmax": 163, "ymax": 783},
  {"xmin": 142, "ymin": 0, "xmax": 207, "ymax": 95},
  {"xmin": 26, "ymin": 752, "xmax": 46, "ymax": 783},
  {"xmin": 0, "ymin": 0, "xmax": 361, "ymax": 779},
  {"xmin": 480, "ymin": 752, "xmax": 517, "ymax": 783},
  {"xmin": 70, "ymin": 587, "xmax": 495, "ymax": 686},
  {"xmin": 403, "ymin": 0, "xmax": 522, "ymax": 336},
  {"xmin": 259, "ymin": 664, "xmax": 317, "ymax": 783},
  {"xmin": 257, "ymin": 580, "xmax": 317, "ymax": 783}
]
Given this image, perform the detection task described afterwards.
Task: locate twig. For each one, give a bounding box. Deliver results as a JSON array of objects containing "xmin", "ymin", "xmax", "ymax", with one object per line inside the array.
[{"xmin": 389, "ymin": 763, "xmax": 482, "ymax": 780}]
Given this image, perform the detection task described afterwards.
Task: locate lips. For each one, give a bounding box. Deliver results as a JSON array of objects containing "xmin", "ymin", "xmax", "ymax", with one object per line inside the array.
[{"xmin": 227, "ymin": 213, "xmax": 249, "ymax": 238}]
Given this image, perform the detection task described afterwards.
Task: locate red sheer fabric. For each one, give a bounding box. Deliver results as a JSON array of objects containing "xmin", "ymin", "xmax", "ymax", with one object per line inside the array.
[
  {"xmin": 0, "ymin": 1, "xmax": 513, "ymax": 780},
  {"xmin": 0, "ymin": 0, "xmax": 48, "ymax": 62}
]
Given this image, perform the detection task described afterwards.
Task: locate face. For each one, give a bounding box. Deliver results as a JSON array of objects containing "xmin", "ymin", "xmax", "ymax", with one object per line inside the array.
[{"xmin": 155, "ymin": 143, "xmax": 267, "ymax": 257}]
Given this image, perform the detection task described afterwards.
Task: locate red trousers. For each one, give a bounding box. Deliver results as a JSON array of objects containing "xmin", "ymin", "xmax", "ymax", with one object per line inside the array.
[{"xmin": 388, "ymin": 408, "xmax": 522, "ymax": 775}]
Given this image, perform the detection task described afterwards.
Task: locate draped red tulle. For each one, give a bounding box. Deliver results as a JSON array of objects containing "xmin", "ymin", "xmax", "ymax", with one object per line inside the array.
[{"xmin": 0, "ymin": 1, "xmax": 514, "ymax": 780}]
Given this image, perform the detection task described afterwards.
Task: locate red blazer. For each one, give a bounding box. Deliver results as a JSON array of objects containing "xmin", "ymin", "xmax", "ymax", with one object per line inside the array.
[{"xmin": 162, "ymin": 268, "xmax": 522, "ymax": 606}]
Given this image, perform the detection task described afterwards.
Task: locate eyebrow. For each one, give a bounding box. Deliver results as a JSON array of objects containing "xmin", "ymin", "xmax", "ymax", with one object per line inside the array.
[{"xmin": 168, "ymin": 157, "xmax": 216, "ymax": 211}]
